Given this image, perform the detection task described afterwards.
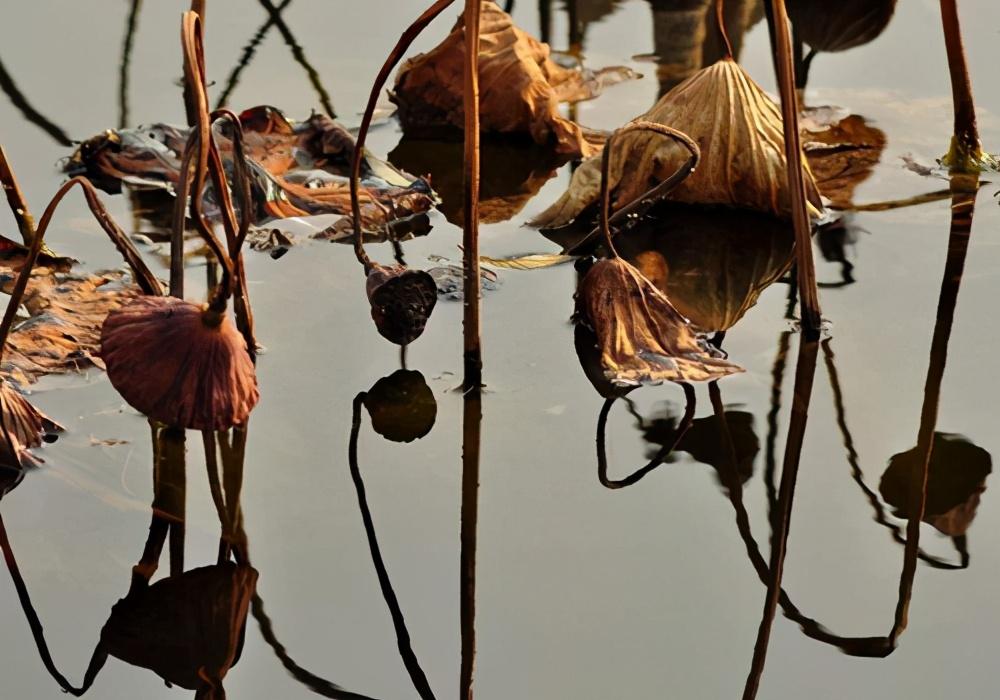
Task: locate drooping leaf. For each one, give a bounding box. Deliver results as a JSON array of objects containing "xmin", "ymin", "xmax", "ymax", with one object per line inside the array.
[
  {"xmin": 391, "ymin": 1, "xmax": 636, "ymax": 158},
  {"xmin": 532, "ymin": 58, "xmax": 824, "ymax": 229}
]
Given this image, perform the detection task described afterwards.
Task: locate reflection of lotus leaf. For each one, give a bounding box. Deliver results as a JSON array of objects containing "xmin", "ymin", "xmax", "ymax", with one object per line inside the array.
[
  {"xmin": 613, "ymin": 205, "xmax": 795, "ymax": 333},
  {"xmin": 365, "ymin": 370, "xmax": 437, "ymax": 443},
  {"xmin": 389, "ymin": 138, "xmax": 561, "ymax": 225},
  {"xmin": 787, "ymin": 0, "xmax": 897, "ymax": 53},
  {"xmin": 101, "ymin": 563, "xmax": 258, "ymax": 692},
  {"xmin": 879, "ymin": 433, "xmax": 992, "ymax": 536},
  {"xmin": 641, "ymin": 407, "xmax": 759, "ymax": 484}
]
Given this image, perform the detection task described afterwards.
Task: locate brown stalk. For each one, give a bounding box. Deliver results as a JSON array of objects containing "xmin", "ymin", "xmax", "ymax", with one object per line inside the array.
[
  {"xmin": 765, "ymin": 0, "xmax": 822, "ymax": 338},
  {"xmin": 0, "ymin": 144, "xmax": 35, "ymax": 245},
  {"xmin": 939, "ymin": 0, "xmax": 983, "ymax": 170},
  {"xmin": 0, "ymin": 176, "xmax": 161, "ymax": 360},
  {"xmin": 462, "ymin": 0, "xmax": 484, "ymax": 392},
  {"xmin": 349, "ymin": 0, "xmax": 458, "ymax": 272},
  {"xmin": 598, "ymin": 120, "xmax": 701, "ymax": 258},
  {"xmin": 460, "ymin": 391, "xmax": 481, "ymax": 700}
]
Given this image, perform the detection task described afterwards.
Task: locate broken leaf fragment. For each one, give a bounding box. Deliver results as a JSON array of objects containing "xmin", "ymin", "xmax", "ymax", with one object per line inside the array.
[
  {"xmin": 391, "ymin": 0, "xmax": 635, "ymax": 158},
  {"xmin": 0, "ymin": 379, "xmax": 61, "ymax": 469},
  {"xmin": 575, "ymin": 257, "xmax": 742, "ymax": 386},
  {"xmin": 533, "ymin": 58, "xmax": 823, "ymax": 229}
]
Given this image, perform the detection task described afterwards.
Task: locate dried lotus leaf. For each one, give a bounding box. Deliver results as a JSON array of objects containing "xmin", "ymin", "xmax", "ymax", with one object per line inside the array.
[
  {"xmin": 576, "ymin": 258, "xmax": 742, "ymax": 386},
  {"xmin": 532, "ymin": 58, "xmax": 823, "ymax": 228},
  {"xmin": 391, "ymin": 1, "xmax": 629, "ymax": 158},
  {"xmin": 0, "ymin": 379, "xmax": 61, "ymax": 469}
]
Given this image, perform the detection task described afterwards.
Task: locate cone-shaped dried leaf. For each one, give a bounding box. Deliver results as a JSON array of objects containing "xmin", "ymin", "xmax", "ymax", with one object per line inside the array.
[
  {"xmin": 532, "ymin": 59, "xmax": 823, "ymax": 228},
  {"xmin": 366, "ymin": 265, "xmax": 438, "ymax": 346},
  {"xmin": 879, "ymin": 433, "xmax": 991, "ymax": 537},
  {"xmin": 0, "ymin": 380, "xmax": 61, "ymax": 469},
  {"xmin": 100, "ymin": 297, "xmax": 259, "ymax": 430},
  {"xmin": 391, "ymin": 1, "xmax": 628, "ymax": 158},
  {"xmin": 576, "ymin": 258, "xmax": 742, "ymax": 385},
  {"xmin": 787, "ymin": 0, "xmax": 897, "ymax": 53},
  {"xmin": 364, "ymin": 369, "xmax": 437, "ymax": 443},
  {"xmin": 102, "ymin": 563, "xmax": 258, "ymax": 692}
]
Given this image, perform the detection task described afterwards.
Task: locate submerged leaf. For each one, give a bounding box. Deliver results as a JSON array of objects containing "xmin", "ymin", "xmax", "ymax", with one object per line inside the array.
[
  {"xmin": 391, "ymin": 1, "xmax": 634, "ymax": 158},
  {"xmin": 532, "ymin": 58, "xmax": 823, "ymax": 228},
  {"xmin": 575, "ymin": 258, "xmax": 742, "ymax": 386}
]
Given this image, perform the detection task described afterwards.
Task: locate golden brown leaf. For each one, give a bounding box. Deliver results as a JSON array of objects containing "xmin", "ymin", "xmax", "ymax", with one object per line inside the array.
[
  {"xmin": 391, "ymin": 1, "xmax": 631, "ymax": 158},
  {"xmin": 576, "ymin": 258, "xmax": 742, "ymax": 386},
  {"xmin": 803, "ymin": 111, "xmax": 887, "ymax": 209},
  {"xmin": 0, "ymin": 379, "xmax": 60, "ymax": 469},
  {"xmin": 532, "ymin": 58, "xmax": 824, "ymax": 228}
]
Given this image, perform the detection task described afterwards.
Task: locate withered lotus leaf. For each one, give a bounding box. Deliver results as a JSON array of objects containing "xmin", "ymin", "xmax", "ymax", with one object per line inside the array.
[
  {"xmin": 101, "ymin": 563, "xmax": 258, "ymax": 693},
  {"xmin": 802, "ymin": 111, "xmax": 887, "ymax": 209},
  {"xmin": 100, "ymin": 296, "xmax": 259, "ymax": 431},
  {"xmin": 364, "ymin": 369, "xmax": 437, "ymax": 443},
  {"xmin": 0, "ymin": 380, "xmax": 61, "ymax": 469},
  {"xmin": 576, "ymin": 258, "xmax": 742, "ymax": 386},
  {"xmin": 787, "ymin": 0, "xmax": 897, "ymax": 54},
  {"xmin": 532, "ymin": 58, "xmax": 824, "ymax": 228},
  {"xmin": 366, "ymin": 265, "xmax": 438, "ymax": 347},
  {"xmin": 391, "ymin": 0, "xmax": 630, "ymax": 158}
]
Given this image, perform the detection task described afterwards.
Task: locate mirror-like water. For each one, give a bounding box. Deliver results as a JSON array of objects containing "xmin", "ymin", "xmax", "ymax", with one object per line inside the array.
[{"xmin": 1, "ymin": 1, "xmax": 999, "ymax": 698}]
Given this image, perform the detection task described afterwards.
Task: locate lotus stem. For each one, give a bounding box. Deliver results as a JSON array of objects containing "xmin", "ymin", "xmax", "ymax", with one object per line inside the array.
[
  {"xmin": 170, "ymin": 131, "xmax": 199, "ymax": 298},
  {"xmin": 715, "ymin": 0, "xmax": 735, "ymax": 58},
  {"xmin": 350, "ymin": 0, "xmax": 458, "ymax": 273},
  {"xmin": 939, "ymin": 0, "xmax": 983, "ymax": 171},
  {"xmin": 348, "ymin": 393, "xmax": 438, "ymax": 700},
  {"xmin": 765, "ymin": 0, "xmax": 822, "ymax": 338},
  {"xmin": 598, "ymin": 120, "xmax": 701, "ymax": 259},
  {"xmin": 0, "ymin": 176, "xmax": 162, "ymax": 362},
  {"xmin": 463, "ymin": 0, "xmax": 483, "ymax": 392},
  {"xmin": 0, "ymin": 144, "xmax": 35, "ymax": 245},
  {"xmin": 596, "ymin": 383, "xmax": 696, "ymax": 489}
]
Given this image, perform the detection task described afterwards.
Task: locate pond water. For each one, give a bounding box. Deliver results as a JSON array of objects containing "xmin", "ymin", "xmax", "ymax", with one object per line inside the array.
[{"xmin": 1, "ymin": 1, "xmax": 999, "ymax": 698}]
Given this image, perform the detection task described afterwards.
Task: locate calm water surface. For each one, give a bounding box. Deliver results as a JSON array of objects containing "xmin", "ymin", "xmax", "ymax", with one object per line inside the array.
[{"xmin": 1, "ymin": 1, "xmax": 999, "ymax": 698}]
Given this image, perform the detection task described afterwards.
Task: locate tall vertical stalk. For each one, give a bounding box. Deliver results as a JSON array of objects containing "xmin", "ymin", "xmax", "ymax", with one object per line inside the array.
[
  {"xmin": 939, "ymin": 0, "xmax": 983, "ymax": 171},
  {"xmin": 460, "ymin": 392, "xmax": 482, "ymax": 700},
  {"xmin": 765, "ymin": 0, "xmax": 822, "ymax": 338},
  {"xmin": 462, "ymin": 0, "xmax": 484, "ymax": 391}
]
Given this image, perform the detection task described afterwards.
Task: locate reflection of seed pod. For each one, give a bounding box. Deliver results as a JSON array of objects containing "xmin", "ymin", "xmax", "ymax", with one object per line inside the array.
[
  {"xmin": 0, "ymin": 464, "xmax": 24, "ymax": 499},
  {"xmin": 787, "ymin": 0, "xmax": 897, "ymax": 53},
  {"xmin": 364, "ymin": 369, "xmax": 437, "ymax": 443},
  {"xmin": 0, "ymin": 379, "xmax": 61, "ymax": 470},
  {"xmin": 101, "ymin": 563, "xmax": 258, "ymax": 693},
  {"xmin": 366, "ymin": 265, "xmax": 438, "ymax": 346},
  {"xmin": 100, "ymin": 297, "xmax": 259, "ymax": 431},
  {"xmin": 879, "ymin": 433, "xmax": 992, "ymax": 536}
]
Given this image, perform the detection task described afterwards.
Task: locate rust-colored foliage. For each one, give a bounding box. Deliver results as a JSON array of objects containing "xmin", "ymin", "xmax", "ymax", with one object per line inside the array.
[
  {"xmin": 802, "ymin": 111, "xmax": 887, "ymax": 209},
  {"xmin": 366, "ymin": 265, "xmax": 438, "ymax": 347},
  {"xmin": 102, "ymin": 562, "xmax": 258, "ymax": 697},
  {"xmin": 391, "ymin": 0, "xmax": 631, "ymax": 158},
  {"xmin": 576, "ymin": 258, "xmax": 742, "ymax": 386},
  {"xmin": 533, "ymin": 58, "xmax": 824, "ymax": 228},
  {"xmin": 0, "ymin": 380, "xmax": 60, "ymax": 469},
  {"xmin": 101, "ymin": 297, "xmax": 259, "ymax": 431},
  {"xmin": 787, "ymin": 0, "xmax": 897, "ymax": 53}
]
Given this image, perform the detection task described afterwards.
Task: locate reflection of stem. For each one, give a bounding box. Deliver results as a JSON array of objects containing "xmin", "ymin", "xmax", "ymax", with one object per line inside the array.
[
  {"xmin": 461, "ymin": 393, "xmax": 482, "ymax": 700},
  {"xmin": 766, "ymin": 0, "xmax": 821, "ymax": 338},
  {"xmin": 251, "ymin": 594, "xmax": 380, "ymax": 700},
  {"xmin": 596, "ymin": 384, "xmax": 696, "ymax": 489},
  {"xmin": 742, "ymin": 336, "xmax": 819, "ymax": 699},
  {"xmin": 215, "ymin": 0, "xmax": 294, "ymax": 110},
  {"xmin": 539, "ymin": 0, "xmax": 552, "ymax": 44},
  {"xmin": 0, "ymin": 56, "xmax": 73, "ymax": 147},
  {"xmin": 118, "ymin": 0, "xmax": 143, "ymax": 129},
  {"xmin": 255, "ymin": 0, "xmax": 337, "ymax": 117},
  {"xmin": 763, "ymin": 331, "xmax": 791, "ymax": 519},
  {"xmin": 349, "ymin": 394, "xmax": 438, "ymax": 700}
]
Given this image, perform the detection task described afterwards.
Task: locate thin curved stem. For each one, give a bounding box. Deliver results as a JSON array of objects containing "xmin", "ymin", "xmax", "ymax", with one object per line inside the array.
[
  {"xmin": 0, "ymin": 176, "xmax": 161, "ymax": 362},
  {"xmin": 0, "ymin": 144, "xmax": 36, "ymax": 244},
  {"xmin": 580, "ymin": 120, "xmax": 700, "ymax": 256},
  {"xmin": 350, "ymin": 0, "xmax": 459, "ymax": 272},
  {"xmin": 715, "ymin": 0, "xmax": 735, "ymax": 58},
  {"xmin": 596, "ymin": 383, "xmax": 696, "ymax": 489},
  {"xmin": 349, "ymin": 393, "xmax": 438, "ymax": 700}
]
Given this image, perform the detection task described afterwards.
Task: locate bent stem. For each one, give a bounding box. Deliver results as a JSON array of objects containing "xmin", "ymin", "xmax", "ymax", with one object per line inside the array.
[
  {"xmin": 463, "ymin": 0, "xmax": 484, "ymax": 392},
  {"xmin": 350, "ymin": 0, "xmax": 459, "ymax": 273},
  {"xmin": 765, "ymin": 0, "xmax": 821, "ymax": 338},
  {"xmin": 0, "ymin": 176, "xmax": 161, "ymax": 364},
  {"xmin": 0, "ymin": 144, "xmax": 35, "ymax": 245},
  {"xmin": 939, "ymin": 0, "xmax": 983, "ymax": 171},
  {"xmin": 348, "ymin": 393, "xmax": 438, "ymax": 700},
  {"xmin": 596, "ymin": 383, "xmax": 696, "ymax": 489},
  {"xmin": 579, "ymin": 120, "xmax": 699, "ymax": 256}
]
